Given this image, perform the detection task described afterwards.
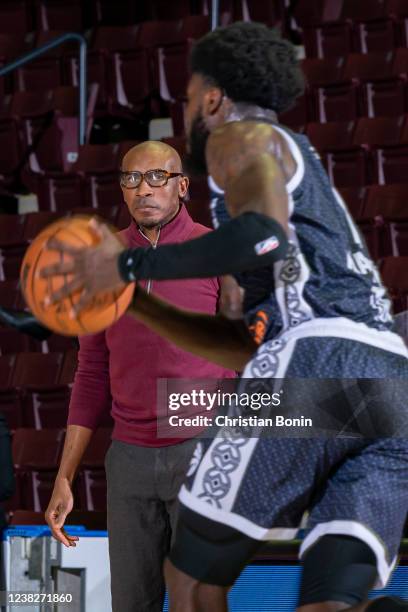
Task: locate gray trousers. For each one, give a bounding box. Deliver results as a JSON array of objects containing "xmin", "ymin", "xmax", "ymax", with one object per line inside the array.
[{"xmin": 105, "ymin": 438, "xmax": 196, "ymax": 612}]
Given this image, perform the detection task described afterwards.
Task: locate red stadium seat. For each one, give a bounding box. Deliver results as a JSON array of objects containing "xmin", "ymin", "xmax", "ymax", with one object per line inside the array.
[
  {"xmin": 301, "ymin": 57, "xmax": 345, "ymax": 87},
  {"xmin": 305, "ymin": 121, "xmax": 355, "ymax": 151},
  {"xmin": 35, "ymin": 144, "xmax": 121, "ymax": 212},
  {"xmin": 327, "ymin": 149, "xmax": 372, "ymax": 188},
  {"xmin": 279, "ymin": 92, "xmax": 314, "ymax": 131},
  {"xmin": 336, "ymin": 186, "xmax": 367, "ymax": 220},
  {"xmin": 363, "ymin": 184, "xmax": 408, "ymax": 219},
  {"xmin": 0, "ymin": 354, "xmax": 22, "ymax": 430},
  {"xmin": 315, "ymin": 81, "xmax": 360, "ymax": 122},
  {"xmin": 355, "ymin": 18, "xmax": 401, "ymax": 54},
  {"xmin": 12, "ymin": 352, "xmax": 71, "ymax": 429},
  {"xmin": 341, "ymin": 0, "xmax": 388, "ymax": 21},
  {"xmin": 0, "ymin": 280, "xmax": 25, "ymax": 310},
  {"xmin": 0, "ymin": 214, "xmax": 27, "ymax": 281},
  {"xmin": 0, "ymin": 328, "xmax": 40, "ymax": 355},
  {"xmin": 343, "ymin": 52, "xmax": 394, "ymax": 82},
  {"xmin": 23, "ymin": 211, "xmax": 61, "ymax": 241},
  {"xmin": 380, "ymin": 255, "xmax": 408, "ymax": 312},
  {"xmin": 76, "ymin": 428, "xmax": 112, "ymax": 511},
  {"xmin": 15, "ymin": 31, "xmax": 76, "ymax": 93},
  {"xmin": 34, "ymin": 0, "xmax": 84, "ymax": 32},
  {"xmin": 361, "ymin": 77, "xmax": 407, "ymax": 117},
  {"xmin": 0, "ymin": 1, "xmax": 33, "ymax": 36},
  {"xmin": 376, "ymin": 145, "xmax": 408, "ymax": 183},
  {"xmin": 387, "ymin": 220, "xmax": 408, "ymax": 255},
  {"xmin": 0, "ymin": 118, "xmax": 24, "ymax": 187},
  {"xmin": 11, "ymin": 428, "xmax": 65, "ymax": 511},
  {"xmin": 356, "ymin": 220, "xmax": 384, "ymax": 259},
  {"xmin": 352, "ymin": 116, "xmax": 404, "ymax": 147},
  {"xmin": 303, "ymin": 22, "xmax": 354, "ymax": 59}
]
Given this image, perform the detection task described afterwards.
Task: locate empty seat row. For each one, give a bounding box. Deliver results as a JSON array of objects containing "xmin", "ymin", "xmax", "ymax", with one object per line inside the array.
[
  {"xmin": 294, "ymin": 0, "xmax": 408, "ymax": 28},
  {"xmin": 0, "ymin": 351, "xmax": 82, "ymax": 430},
  {"xmin": 0, "ymin": 0, "xmax": 213, "ymax": 35},
  {"xmin": 4, "ymin": 427, "xmax": 112, "ymax": 512}
]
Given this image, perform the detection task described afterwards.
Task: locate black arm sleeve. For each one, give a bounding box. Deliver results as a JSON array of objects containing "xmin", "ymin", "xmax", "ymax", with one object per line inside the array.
[{"xmin": 118, "ymin": 212, "xmax": 288, "ymax": 281}]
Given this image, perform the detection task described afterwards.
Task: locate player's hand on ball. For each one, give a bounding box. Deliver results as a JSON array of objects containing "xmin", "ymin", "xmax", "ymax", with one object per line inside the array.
[{"xmin": 41, "ymin": 218, "xmax": 126, "ymax": 316}]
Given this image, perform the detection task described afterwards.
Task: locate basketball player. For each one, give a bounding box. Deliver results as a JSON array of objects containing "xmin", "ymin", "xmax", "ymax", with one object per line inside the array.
[{"xmin": 42, "ymin": 23, "xmax": 408, "ymax": 612}]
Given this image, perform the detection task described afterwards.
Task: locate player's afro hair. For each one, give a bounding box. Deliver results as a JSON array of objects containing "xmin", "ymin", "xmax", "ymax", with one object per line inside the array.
[{"xmin": 191, "ymin": 22, "xmax": 304, "ymax": 113}]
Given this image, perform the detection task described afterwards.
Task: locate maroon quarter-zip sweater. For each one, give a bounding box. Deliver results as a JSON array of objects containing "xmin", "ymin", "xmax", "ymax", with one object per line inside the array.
[{"xmin": 68, "ymin": 204, "xmax": 234, "ymax": 446}]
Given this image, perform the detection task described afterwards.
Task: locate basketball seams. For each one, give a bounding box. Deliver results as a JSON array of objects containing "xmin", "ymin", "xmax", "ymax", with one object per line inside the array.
[{"xmin": 21, "ymin": 217, "xmax": 133, "ymax": 336}]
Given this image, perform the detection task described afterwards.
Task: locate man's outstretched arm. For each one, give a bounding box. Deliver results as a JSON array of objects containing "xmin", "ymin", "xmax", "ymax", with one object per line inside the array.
[{"xmin": 128, "ymin": 286, "xmax": 257, "ymax": 371}]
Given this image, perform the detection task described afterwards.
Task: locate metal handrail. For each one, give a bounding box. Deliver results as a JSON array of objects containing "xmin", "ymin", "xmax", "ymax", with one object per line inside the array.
[{"xmin": 0, "ymin": 33, "xmax": 87, "ymax": 145}]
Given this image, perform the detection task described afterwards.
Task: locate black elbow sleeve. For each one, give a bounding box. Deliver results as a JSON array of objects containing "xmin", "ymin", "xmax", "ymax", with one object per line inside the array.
[{"xmin": 118, "ymin": 212, "xmax": 288, "ymax": 282}]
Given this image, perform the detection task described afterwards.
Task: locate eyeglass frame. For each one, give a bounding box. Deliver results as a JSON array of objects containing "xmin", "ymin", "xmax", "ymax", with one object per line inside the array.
[{"xmin": 119, "ymin": 168, "xmax": 184, "ymax": 189}]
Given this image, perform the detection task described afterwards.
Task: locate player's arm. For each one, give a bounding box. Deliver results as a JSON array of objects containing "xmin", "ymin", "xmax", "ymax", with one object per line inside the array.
[
  {"xmin": 128, "ymin": 285, "xmax": 257, "ymax": 371},
  {"xmin": 41, "ymin": 122, "xmax": 290, "ymax": 311}
]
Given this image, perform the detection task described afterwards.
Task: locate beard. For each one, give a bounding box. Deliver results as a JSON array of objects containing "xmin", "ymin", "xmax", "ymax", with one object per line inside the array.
[{"xmin": 185, "ymin": 110, "xmax": 210, "ymax": 176}]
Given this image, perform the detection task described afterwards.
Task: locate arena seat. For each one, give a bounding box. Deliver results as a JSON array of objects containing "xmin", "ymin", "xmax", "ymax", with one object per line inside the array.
[
  {"xmin": 0, "ymin": 1, "xmax": 33, "ymax": 37},
  {"xmin": 315, "ymin": 81, "xmax": 361, "ymax": 122},
  {"xmin": 361, "ymin": 77, "xmax": 408, "ymax": 117},
  {"xmin": 15, "ymin": 30, "xmax": 77, "ymax": 93},
  {"xmin": 305, "ymin": 121, "xmax": 355, "ymax": 151},
  {"xmin": 0, "ymin": 118, "xmax": 24, "ymax": 187},
  {"xmin": 363, "ymin": 184, "xmax": 408, "ymax": 218},
  {"xmin": 301, "ymin": 57, "xmax": 345, "ymax": 87},
  {"xmin": 380, "ymin": 255, "xmax": 408, "ymax": 311},
  {"xmin": 376, "ymin": 144, "xmax": 408, "ymax": 183},
  {"xmin": 0, "ymin": 214, "xmax": 27, "ymax": 280},
  {"xmin": 341, "ymin": 0, "xmax": 388, "ymax": 21},
  {"xmin": 279, "ymin": 92, "xmax": 314, "ymax": 131},
  {"xmin": 327, "ymin": 148, "xmax": 372, "ymax": 187},
  {"xmin": 10, "ymin": 427, "xmax": 65, "ymax": 511},
  {"xmin": 34, "ymin": 0, "xmax": 84, "ymax": 32},
  {"xmin": 0, "ymin": 280, "xmax": 25, "ymax": 310},
  {"xmin": 0, "ymin": 328, "xmax": 40, "ymax": 355},
  {"xmin": 303, "ymin": 21, "xmax": 354, "ymax": 58},
  {"xmin": 336, "ymin": 186, "xmax": 367, "ymax": 220},
  {"xmin": 352, "ymin": 115, "xmax": 404, "ymax": 147},
  {"xmin": 12, "ymin": 352, "xmax": 71, "ymax": 429},
  {"xmin": 76, "ymin": 428, "xmax": 112, "ymax": 511},
  {"xmin": 387, "ymin": 220, "xmax": 408, "ymax": 255},
  {"xmin": 0, "ymin": 353, "xmax": 22, "ymax": 430},
  {"xmin": 34, "ymin": 143, "xmax": 121, "ymax": 211},
  {"xmin": 23, "ymin": 211, "xmax": 61, "ymax": 240}
]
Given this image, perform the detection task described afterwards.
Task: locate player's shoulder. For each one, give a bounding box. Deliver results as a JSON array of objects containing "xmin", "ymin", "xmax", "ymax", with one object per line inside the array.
[{"xmin": 207, "ymin": 120, "xmax": 281, "ymax": 153}]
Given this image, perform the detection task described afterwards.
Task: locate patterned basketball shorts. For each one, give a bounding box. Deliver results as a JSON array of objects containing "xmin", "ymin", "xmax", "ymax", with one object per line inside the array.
[{"xmin": 178, "ymin": 331, "xmax": 408, "ymax": 588}]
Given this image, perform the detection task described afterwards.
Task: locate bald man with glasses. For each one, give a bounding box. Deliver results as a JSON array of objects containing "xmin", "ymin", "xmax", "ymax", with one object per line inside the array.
[{"xmin": 45, "ymin": 141, "xmax": 234, "ymax": 612}]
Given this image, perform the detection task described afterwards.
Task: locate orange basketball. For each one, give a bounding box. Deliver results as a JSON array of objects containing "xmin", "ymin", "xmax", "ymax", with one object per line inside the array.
[{"xmin": 19, "ymin": 215, "xmax": 135, "ymax": 336}]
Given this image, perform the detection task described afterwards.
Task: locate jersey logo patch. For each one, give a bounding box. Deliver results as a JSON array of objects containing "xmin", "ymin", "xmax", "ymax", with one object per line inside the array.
[{"xmin": 254, "ymin": 235, "xmax": 280, "ymax": 255}]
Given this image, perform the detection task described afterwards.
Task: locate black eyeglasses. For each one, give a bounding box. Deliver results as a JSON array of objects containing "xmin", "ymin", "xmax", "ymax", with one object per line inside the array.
[{"xmin": 119, "ymin": 169, "xmax": 183, "ymax": 189}]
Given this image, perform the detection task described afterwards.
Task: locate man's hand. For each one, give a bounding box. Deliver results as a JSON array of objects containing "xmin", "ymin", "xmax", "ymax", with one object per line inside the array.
[
  {"xmin": 41, "ymin": 218, "xmax": 126, "ymax": 317},
  {"xmin": 219, "ymin": 275, "xmax": 245, "ymax": 320},
  {"xmin": 45, "ymin": 477, "xmax": 79, "ymax": 548}
]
